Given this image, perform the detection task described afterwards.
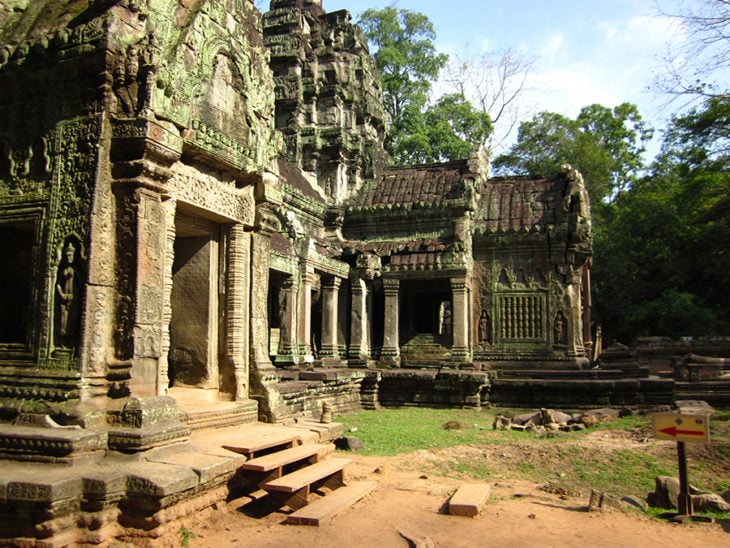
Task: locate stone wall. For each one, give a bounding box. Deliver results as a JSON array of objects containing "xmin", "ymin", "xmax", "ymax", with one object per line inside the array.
[{"xmin": 632, "ymin": 336, "xmax": 730, "ymax": 376}]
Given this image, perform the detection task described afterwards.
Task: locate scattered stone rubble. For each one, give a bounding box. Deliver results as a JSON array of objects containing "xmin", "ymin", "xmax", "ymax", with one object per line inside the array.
[
  {"xmin": 647, "ymin": 476, "xmax": 730, "ymax": 515},
  {"xmin": 492, "ymin": 407, "xmax": 631, "ymax": 434}
]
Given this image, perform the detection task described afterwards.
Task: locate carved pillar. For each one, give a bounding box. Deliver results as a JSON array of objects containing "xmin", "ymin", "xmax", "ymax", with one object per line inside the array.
[
  {"xmin": 297, "ymin": 267, "xmax": 315, "ymax": 363},
  {"xmin": 131, "ymin": 188, "xmax": 167, "ymax": 396},
  {"xmin": 158, "ymin": 197, "xmax": 176, "ymax": 394},
  {"xmin": 109, "ymin": 117, "xmax": 182, "ymax": 398},
  {"xmin": 320, "ymin": 276, "xmax": 342, "ymax": 364},
  {"xmin": 348, "ymin": 276, "xmax": 371, "ymax": 365},
  {"xmin": 581, "ymin": 265, "xmax": 593, "ymax": 361},
  {"xmin": 379, "ymin": 277, "xmax": 400, "ymax": 367},
  {"xmin": 274, "ymin": 276, "xmax": 298, "ymax": 366},
  {"xmin": 566, "ymin": 268, "xmax": 586, "ymax": 361},
  {"xmin": 450, "ymin": 277, "xmax": 472, "ymax": 364},
  {"xmin": 251, "ymin": 231, "xmax": 275, "ymax": 372},
  {"xmin": 226, "ymin": 224, "xmax": 250, "ymax": 400}
]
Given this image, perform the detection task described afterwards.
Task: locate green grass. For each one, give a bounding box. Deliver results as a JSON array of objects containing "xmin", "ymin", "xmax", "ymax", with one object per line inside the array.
[
  {"xmin": 336, "ymin": 406, "xmax": 730, "ymax": 503},
  {"xmin": 336, "ymin": 407, "xmax": 498, "ymax": 455}
]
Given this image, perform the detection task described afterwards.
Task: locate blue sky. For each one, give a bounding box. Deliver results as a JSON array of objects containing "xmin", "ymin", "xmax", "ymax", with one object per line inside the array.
[{"xmin": 258, "ymin": 1, "xmax": 727, "ymax": 160}]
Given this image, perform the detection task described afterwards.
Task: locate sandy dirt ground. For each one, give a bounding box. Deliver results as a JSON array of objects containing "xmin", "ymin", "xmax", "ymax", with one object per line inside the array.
[{"xmin": 174, "ymin": 450, "xmax": 730, "ymax": 548}]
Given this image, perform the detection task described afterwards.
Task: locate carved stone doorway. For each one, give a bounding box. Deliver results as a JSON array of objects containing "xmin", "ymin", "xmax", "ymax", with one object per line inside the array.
[
  {"xmin": 169, "ymin": 212, "xmax": 221, "ymax": 391},
  {"xmin": 0, "ymin": 220, "xmax": 36, "ymax": 349},
  {"xmin": 400, "ymin": 279, "xmax": 452, "ymax": 366}
]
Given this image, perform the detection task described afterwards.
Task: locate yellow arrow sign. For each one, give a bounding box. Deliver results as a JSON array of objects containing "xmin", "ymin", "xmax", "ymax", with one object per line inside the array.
[{"xmin": 653, "ymin": 414, "xmax": 710, "ymax": 443}]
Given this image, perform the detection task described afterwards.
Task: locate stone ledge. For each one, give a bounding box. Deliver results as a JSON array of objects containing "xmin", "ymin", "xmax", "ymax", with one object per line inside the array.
[{"xmin": 0, "ymin": 424, "xmax": 107, "ymax": 462}]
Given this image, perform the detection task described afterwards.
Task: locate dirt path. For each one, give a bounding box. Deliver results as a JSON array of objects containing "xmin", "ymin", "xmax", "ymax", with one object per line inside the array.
[{"xmin": 177, "ymin": 452, "xmax": 730, "ymax": 548}]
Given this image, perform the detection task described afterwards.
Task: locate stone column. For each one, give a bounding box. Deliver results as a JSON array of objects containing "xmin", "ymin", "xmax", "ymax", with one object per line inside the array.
[
  {"xmin": 450, "ymin": 277, "xmax": 472, "ymax": 364},
  {"xmin": 378, "ymin": 277, "xmax": 400, "ymax": 367},
  {"xmin": 320, "ymin": 276, "xmax": 343, "ymax": 365},
  {"xmin": 581, "ymin": 265, "xmax": 593, "ymax": 360},
  {"xmin": 348, "ymin": 276, "xmax": 371, "ymax": 366},
  {"xmin": 297, "ymin": 267, "xmax": 315, "ymax": 363},
  {"xmin": 109, "ymin": 117, "xmax": 182, "ymax": 400},
  {"xmin": 250, "ymin": 231, "xmax": 275, "ymax": 372},
  {"xmin": 566, "ymin": 267, "xmax": 586, "ymax": 361},
  {"xmin": 274, "ymin": 276, "xmax": 298, "ymax": 366},
  {"xmin": 131, "ymin": 188, "xmax": 168, "ymax": 397},
  {"xmin": 158, "ymin": 197, "xmax": 176, "ymax": 394},
  {"xmin": 226, "ymin": 224, "xmax": 250, "ymax": 400}
]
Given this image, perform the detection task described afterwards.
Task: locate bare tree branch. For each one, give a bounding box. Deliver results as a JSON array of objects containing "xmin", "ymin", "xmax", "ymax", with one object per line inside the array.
[
  {"xmin": 653, "ymin": 0, "xmax": 730, "ymax": 102},
  {"xmin": 443, "ymin": 47, "xmax": 535, "ymax": 154}
]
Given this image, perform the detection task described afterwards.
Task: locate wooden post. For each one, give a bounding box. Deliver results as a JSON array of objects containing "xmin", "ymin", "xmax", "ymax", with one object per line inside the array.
[{"xmin": 676, "ymin": 441, "xmax": 693, "ymax": 516}]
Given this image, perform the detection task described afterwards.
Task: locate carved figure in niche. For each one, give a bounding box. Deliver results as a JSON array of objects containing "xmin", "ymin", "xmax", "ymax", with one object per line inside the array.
[
  {"xmin": 478, "ymin": 310, "xmax": 491, "ymax": 344},
  {"xmin": 438, "ymin": 301, "xmax": 452, "ymax": 336},
  {"xmin": 284, "ymin": 210, "xmax": 304, "ymax": 239},
  {"xmin": 55, "ymin": 240, "xmax": 81, "ymax": 350},
  {"xmin": 553, "ymin": 311, "xmax": 567, "ymax": 347}
]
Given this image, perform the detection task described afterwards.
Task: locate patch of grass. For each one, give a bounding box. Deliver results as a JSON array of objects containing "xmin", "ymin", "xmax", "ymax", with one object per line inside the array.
[
  {"xmin": 336, "ymin": 407, "xmax": 495, "ymax": 455},
  {"xmin": 179, "ymin": 527, "xmax": 196, "ymax": 547},
  {"xmin": 336, "ymin": 406, "xmax": 730, "ymax": 503}
]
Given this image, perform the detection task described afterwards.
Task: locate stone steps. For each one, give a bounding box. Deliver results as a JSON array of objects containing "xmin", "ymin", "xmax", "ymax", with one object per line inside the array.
[
  {"xmin": 285, "ymin": 480, "xmax": 377, "ymax": 525},
  {"xmin": 262, "ymin": 456, "xmax": 352, "ymax": 510}
]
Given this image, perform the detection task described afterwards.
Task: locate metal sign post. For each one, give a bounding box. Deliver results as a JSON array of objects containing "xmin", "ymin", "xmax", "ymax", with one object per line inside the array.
[{"xmin": 652, "ymin": 413, "xmax": 710, "ymax": 519}]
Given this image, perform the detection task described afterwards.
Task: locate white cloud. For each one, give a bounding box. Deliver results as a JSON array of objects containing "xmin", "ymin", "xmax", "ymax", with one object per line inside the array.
[{"xmin": 541, "ymin": 31, "xmax": 567, "ymax": 60}]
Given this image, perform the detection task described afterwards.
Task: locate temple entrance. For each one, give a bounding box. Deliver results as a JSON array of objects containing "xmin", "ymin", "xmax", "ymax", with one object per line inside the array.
[
  {"xmin": 400, "ymin": 279, "xmax": 452, "ymax": 366},
  {"xmin": 267, "ymin": 270, "xmax": 289, "ymax": 359},
  {"xmin": 0, "ymin": 220, "xmax": 35, "ymax": 348},
  {"xmin": 169, "ymin": 212, "xmax": 221, "ymax": 390}
]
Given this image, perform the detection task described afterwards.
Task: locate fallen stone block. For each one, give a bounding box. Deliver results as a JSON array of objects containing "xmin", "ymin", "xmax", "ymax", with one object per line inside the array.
[{"xmin": 448, "ymin": 483, "xmax": 491, "ymax": 517}]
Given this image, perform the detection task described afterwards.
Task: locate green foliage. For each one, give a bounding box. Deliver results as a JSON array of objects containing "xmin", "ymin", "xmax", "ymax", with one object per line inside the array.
[
  {"xmin": 593, "ymin": 96, "xmax": 730, "ymax": 342},
  {"xmin": 493, "ymin": 103, "xmax": 652, "ymax": 207},
  {"xmin": 179, "ymin": 527, "xmax": 195, "ymax": 547},
  {"xmin": 359, "ymin": 7, "xmax": 447, "ymax": 123},
  {"xmin": 359, "ymin": 8, "xmax": 491, "ymax": 164}
]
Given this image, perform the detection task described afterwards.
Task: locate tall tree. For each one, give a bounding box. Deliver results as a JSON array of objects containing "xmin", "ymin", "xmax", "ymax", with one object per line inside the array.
[
  {"xmin": 592, "ymin": 96, "xmax": 730, "ymax": 342},
  {"xmin": 421, "ymin": 93, "xmax": 493, "ymax": 163},
  {"xmin": 358, "ymin": 7, "xmax": 448, "ymax": 163},
  {"xmin": 444, "ymin": 47, "xmax": 535, "ymax": 153},
  {"xmin": 493, "ymin": 103, "xmax": 652, "ymax": 207}
]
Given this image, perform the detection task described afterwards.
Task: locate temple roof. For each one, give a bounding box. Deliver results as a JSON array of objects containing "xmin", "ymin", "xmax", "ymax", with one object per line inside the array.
[
  {"xmin": 475, "ymin": 176, "xmax": 564, "ymax": 234},
  {"xmin": 348, "ymin": 160, "xmax": 472, "ymax": 210}
]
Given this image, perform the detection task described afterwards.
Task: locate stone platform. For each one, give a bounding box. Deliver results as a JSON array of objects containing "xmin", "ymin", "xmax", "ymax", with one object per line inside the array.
[{"xmin": 0, "ymin": 420, "xmax": 343, "ymax": 546}]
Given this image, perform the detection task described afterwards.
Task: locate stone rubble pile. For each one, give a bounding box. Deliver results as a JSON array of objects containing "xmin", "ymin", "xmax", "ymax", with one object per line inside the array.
[{"xmin": 492, "ymin": 407, "xmax": 631, "ymax": 434}]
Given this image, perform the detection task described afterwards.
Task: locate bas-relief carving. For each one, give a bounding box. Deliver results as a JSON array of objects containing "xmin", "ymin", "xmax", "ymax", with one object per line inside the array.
[
  {"xmin": 53, "ymin": 238, "xmax": 83, "ymax": 353},
  {"xmin": 83, "ymin": 284, "xmax": 113, "ymax": 376},
  {"xmin": 151, "ymin": 0, "xmax": 279, "ymax": 173},
  {"xmin": 169, "ymin": 163, "xmax": 255, "ymax": 225},
  {"xmin": 115, "ymin": 192, "xmax": 137, "ymax": 361}
]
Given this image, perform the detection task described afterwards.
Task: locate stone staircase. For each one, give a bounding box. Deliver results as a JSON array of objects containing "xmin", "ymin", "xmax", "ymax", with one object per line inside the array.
[
  {"xmin": 0, "ymin": 419, "xmax": 375, "ymax": 544},
  {"xmin": 221, "ymin": 424, "xmax": 376, "ymax": 525},
  {"xmin": 400, "ymin": 333, "xmax": 451, "ymax": 367}
]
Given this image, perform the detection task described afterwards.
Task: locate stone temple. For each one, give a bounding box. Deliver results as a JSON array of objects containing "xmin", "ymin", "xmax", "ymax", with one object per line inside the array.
[{"xmin": 0, "ymin": 0, "xmax": 607, "ymax": 542}]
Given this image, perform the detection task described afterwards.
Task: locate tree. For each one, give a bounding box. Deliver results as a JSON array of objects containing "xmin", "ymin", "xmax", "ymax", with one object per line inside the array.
[
  {"xmin": 420, "ymin": 93, "xmax": 493, "ymax": 163},
  {"xmin": 655, "ymin": 0, "xmax": 730, "ymax": 101},
  {"xmin": 444, "ymin": 47, "xmax": 535, "ymax": 153},
  {"xmin": 591, "ymin": 96, "xmax": 730, "ymax": 342},
  {"xmin": 493, "ymin": 103, "xmax": 652, "ymax": 206},
  {"xmin": 358, "ymin": 7, "xmax": 449, "ymax": 163}
]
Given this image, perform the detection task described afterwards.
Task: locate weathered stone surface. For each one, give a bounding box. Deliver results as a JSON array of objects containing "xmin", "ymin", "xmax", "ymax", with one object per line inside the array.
[
  {"xmin": 335, "ymin": 435, "xmax": 365, "ymax": 451},
  {"xmin": 448, "ymin": 483, "xmax": 491, "ymax": 517},
  {"xmin": 693, "ymin": 492, "xmax": 730, "ymax": 513}
]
